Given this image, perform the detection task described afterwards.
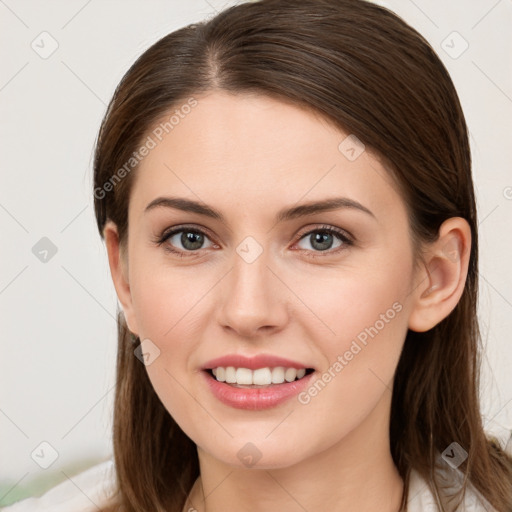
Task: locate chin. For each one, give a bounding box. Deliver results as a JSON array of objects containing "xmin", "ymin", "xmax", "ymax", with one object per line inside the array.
[{"xmin": 197, "ymin": 435, "xmax": 312, "ymax": 471}]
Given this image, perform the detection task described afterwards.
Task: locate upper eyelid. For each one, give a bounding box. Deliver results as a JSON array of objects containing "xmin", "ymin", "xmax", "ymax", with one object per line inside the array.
[{"xmin": 159, "ymin": 224, "xmax": 217, "ymax": 243}]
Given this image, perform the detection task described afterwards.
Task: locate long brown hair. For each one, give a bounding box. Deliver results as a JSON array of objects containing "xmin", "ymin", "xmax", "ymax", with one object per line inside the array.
[{"xmin": 92, "ymin": 1, "xmax": 512, "ymax": 510}]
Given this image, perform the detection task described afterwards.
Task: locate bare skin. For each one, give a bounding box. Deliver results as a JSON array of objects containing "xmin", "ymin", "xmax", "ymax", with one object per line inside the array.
[{"xmin": 103, "ymin": 91, "xmax": 471, "ymax": 512}]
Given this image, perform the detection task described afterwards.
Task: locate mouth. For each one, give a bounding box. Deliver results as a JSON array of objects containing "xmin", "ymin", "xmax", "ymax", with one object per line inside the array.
[
  {"xmin": 200, "ymin": 354, "xmax": 316, "ymax": 409},
  {"xmin": 201, "ymin": 361, "xmax": 316, "ymax": 410},
  {"xmin": 205, "ymin": 366, "xmax": 315, "ymax": 387}
]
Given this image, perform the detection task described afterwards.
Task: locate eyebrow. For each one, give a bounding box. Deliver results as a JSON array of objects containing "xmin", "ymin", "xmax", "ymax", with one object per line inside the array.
[{"xmin": 144, "ymin": 196, "xmax": 375, "ymax": 223}]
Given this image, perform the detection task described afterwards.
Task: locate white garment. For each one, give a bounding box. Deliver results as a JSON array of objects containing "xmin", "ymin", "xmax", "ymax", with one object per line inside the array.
[
  {"xmin": 3, "ymin": 422, "xmax": 511, "ymax": 512},
  {"xmin": 1, "ymin": 458, "xmax": 116, "ymax": 512}
]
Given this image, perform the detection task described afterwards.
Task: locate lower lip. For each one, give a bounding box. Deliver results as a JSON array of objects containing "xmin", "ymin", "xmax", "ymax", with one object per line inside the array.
[{"xmin": 202, "ymin": 370, "xmax": 315, "ymax": 410}]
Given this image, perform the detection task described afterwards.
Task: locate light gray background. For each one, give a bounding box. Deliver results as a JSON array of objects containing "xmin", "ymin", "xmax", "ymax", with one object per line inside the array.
[{"xmin": 1, "ymin": 0, "xmax": 511, "ymax": 505}]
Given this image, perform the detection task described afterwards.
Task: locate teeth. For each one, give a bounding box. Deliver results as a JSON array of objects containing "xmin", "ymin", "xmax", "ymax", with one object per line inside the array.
[
  {"xmin": 271, "ymin": 367, "xmax": 285, "ymax": 384},
  {"xmin": 253, "ymin": 367, "xmax": 272, "ymax": 385},
  {"xmin": 235, "ymin": 368, "xmax": 253, "ymax": 385},
  {"xmin": 284, "ymin": 368, "xmax": 297, "ymax": 382},
  {"xmin": 210, "ymin": 366, "xmax": 310, "ymax": 385},
  {"xmin": 225, "ymin": 366, "xmax": 236, "ymax": 383}
]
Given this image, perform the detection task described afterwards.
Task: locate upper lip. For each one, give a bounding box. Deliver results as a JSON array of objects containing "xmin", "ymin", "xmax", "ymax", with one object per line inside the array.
[{"xmin": 202, "ymin": 354, "xmax": 313, "ymax": 371}]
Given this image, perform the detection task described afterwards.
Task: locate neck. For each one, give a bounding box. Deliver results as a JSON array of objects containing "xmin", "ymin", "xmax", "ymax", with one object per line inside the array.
[{"xmin": 185, "ymin": 392, "xmax": 404, "ymax": 512}]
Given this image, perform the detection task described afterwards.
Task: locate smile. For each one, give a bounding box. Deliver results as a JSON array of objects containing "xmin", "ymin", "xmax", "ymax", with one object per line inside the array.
[{"xmin": 202, "ymin": 364, "xmax": 316, "ymax": 410}]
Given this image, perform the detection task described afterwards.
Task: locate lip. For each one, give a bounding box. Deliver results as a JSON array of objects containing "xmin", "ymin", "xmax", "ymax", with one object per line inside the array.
[
  {"xmin": 201, "ymin": 354, "xmax": 312, "ymax": 371},
  {"xmin": 202, "ymin": 371, "xmax": 315, "ymax": 410}
]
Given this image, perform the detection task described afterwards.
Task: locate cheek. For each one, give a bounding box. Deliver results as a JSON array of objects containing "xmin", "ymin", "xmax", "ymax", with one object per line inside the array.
[
  {"xmin": 295, "ymin": 253, "xmax": 412, "ymax": 353},
  {"xmin": 127, "ymin": 259, "xmax": 215, "ymax": 407},
  {"xmin": 129, "ymin": 256, "xmax": 209, "ymax": 341},
  {"xmin": 129, "ymin": 265, "xmax": 207, "ymax": 438},
  {"xmin": 289, "ymin": 251, "xmax": 412, "ymax": 423},
  {"xmin": 292, "ymin": 253, "xmax": 412, "ymax": 423}
]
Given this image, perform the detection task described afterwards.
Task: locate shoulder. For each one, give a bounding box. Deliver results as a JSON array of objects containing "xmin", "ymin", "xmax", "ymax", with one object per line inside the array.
[
  {"xmin": 406, "ymin": 420, "xmax": 512, "ymax": 512},
  {"xmin": 2, "ymin": 458, "xmax": 116, "ymax": 512}
]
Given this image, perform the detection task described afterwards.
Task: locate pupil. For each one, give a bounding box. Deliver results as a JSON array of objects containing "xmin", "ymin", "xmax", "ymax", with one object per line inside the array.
[
  {"xmin": 182, "ymin": 231, "xmax": 203, "ymax": 250},
  {"xmin": 311, "ymin": 232, "xmax": 333, "ymax": 251}
]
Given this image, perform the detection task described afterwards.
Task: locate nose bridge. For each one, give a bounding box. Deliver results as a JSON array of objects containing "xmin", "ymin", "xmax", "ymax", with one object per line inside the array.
[
  {"xmin": 231, "ymin": 242, "xmax": 269, "ymax": 301},
  {"xmin": 217, "ymin": 234, "xmax": 288, "ymax": 335}
]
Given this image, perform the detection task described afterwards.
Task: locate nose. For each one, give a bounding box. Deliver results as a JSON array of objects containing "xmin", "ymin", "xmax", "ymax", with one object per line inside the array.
[{"xmin": 216, "ymin": 246, "xmax": 289, "ymax": 339}]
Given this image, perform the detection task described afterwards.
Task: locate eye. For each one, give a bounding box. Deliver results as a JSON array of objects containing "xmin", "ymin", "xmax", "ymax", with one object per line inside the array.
[
  {"xmin": 294, "ymin": 225, "xmax": 352, "ymax": 256},
  {"xmin": 155, "ymin": 225, "xmax": 216, "ymax": 256},
  {"xmin": 154, "ymin": 224, "xmax": 353, "ymax": 259}
]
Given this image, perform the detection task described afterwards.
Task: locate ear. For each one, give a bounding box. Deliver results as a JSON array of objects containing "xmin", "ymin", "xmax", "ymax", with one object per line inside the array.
[
  {"xmin": 103, "ymin": 221, "xmax": 139, "ymax": 336},
  {"xmin": 408, "ymin": 217, "xmax": 471, "ymax": 332}
]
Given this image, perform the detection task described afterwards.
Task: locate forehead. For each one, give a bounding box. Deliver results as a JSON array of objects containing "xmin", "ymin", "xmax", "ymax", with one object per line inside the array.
[{"xmin": 129, "ymin": 91, "xmax": 405, "ymax": 226}]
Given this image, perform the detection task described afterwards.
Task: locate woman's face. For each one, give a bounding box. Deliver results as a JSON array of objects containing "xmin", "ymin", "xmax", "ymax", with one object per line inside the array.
[{"xmin": 118, "ymin": 91, "xmax": 420, "ymax": 468}]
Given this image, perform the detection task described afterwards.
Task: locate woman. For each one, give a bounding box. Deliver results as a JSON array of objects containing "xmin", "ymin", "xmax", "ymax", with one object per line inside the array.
[{"xmin": 6, "ymin": 0, "xmax": 512, "ymax": 511}]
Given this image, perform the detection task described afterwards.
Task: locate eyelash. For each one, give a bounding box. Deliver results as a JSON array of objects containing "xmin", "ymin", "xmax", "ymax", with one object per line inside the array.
[{"xmin": 153, "ymin": 224, "xmax": 353, "ymax": 259}]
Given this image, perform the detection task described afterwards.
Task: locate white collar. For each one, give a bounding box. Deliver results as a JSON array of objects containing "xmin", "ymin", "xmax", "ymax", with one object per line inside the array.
[{"xmin": 406, "ymin": 452, "xmax": 497, "ymax": 511}]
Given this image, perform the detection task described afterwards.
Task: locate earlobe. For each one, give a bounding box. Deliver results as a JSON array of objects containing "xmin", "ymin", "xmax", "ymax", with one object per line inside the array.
[
  {"xmin": 408, "ymin": 217, "xmax": 471, "ymax": 333},
  {"xmin": 103, "ymin": 221, "xmax": 139, "ymax": 336}
]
